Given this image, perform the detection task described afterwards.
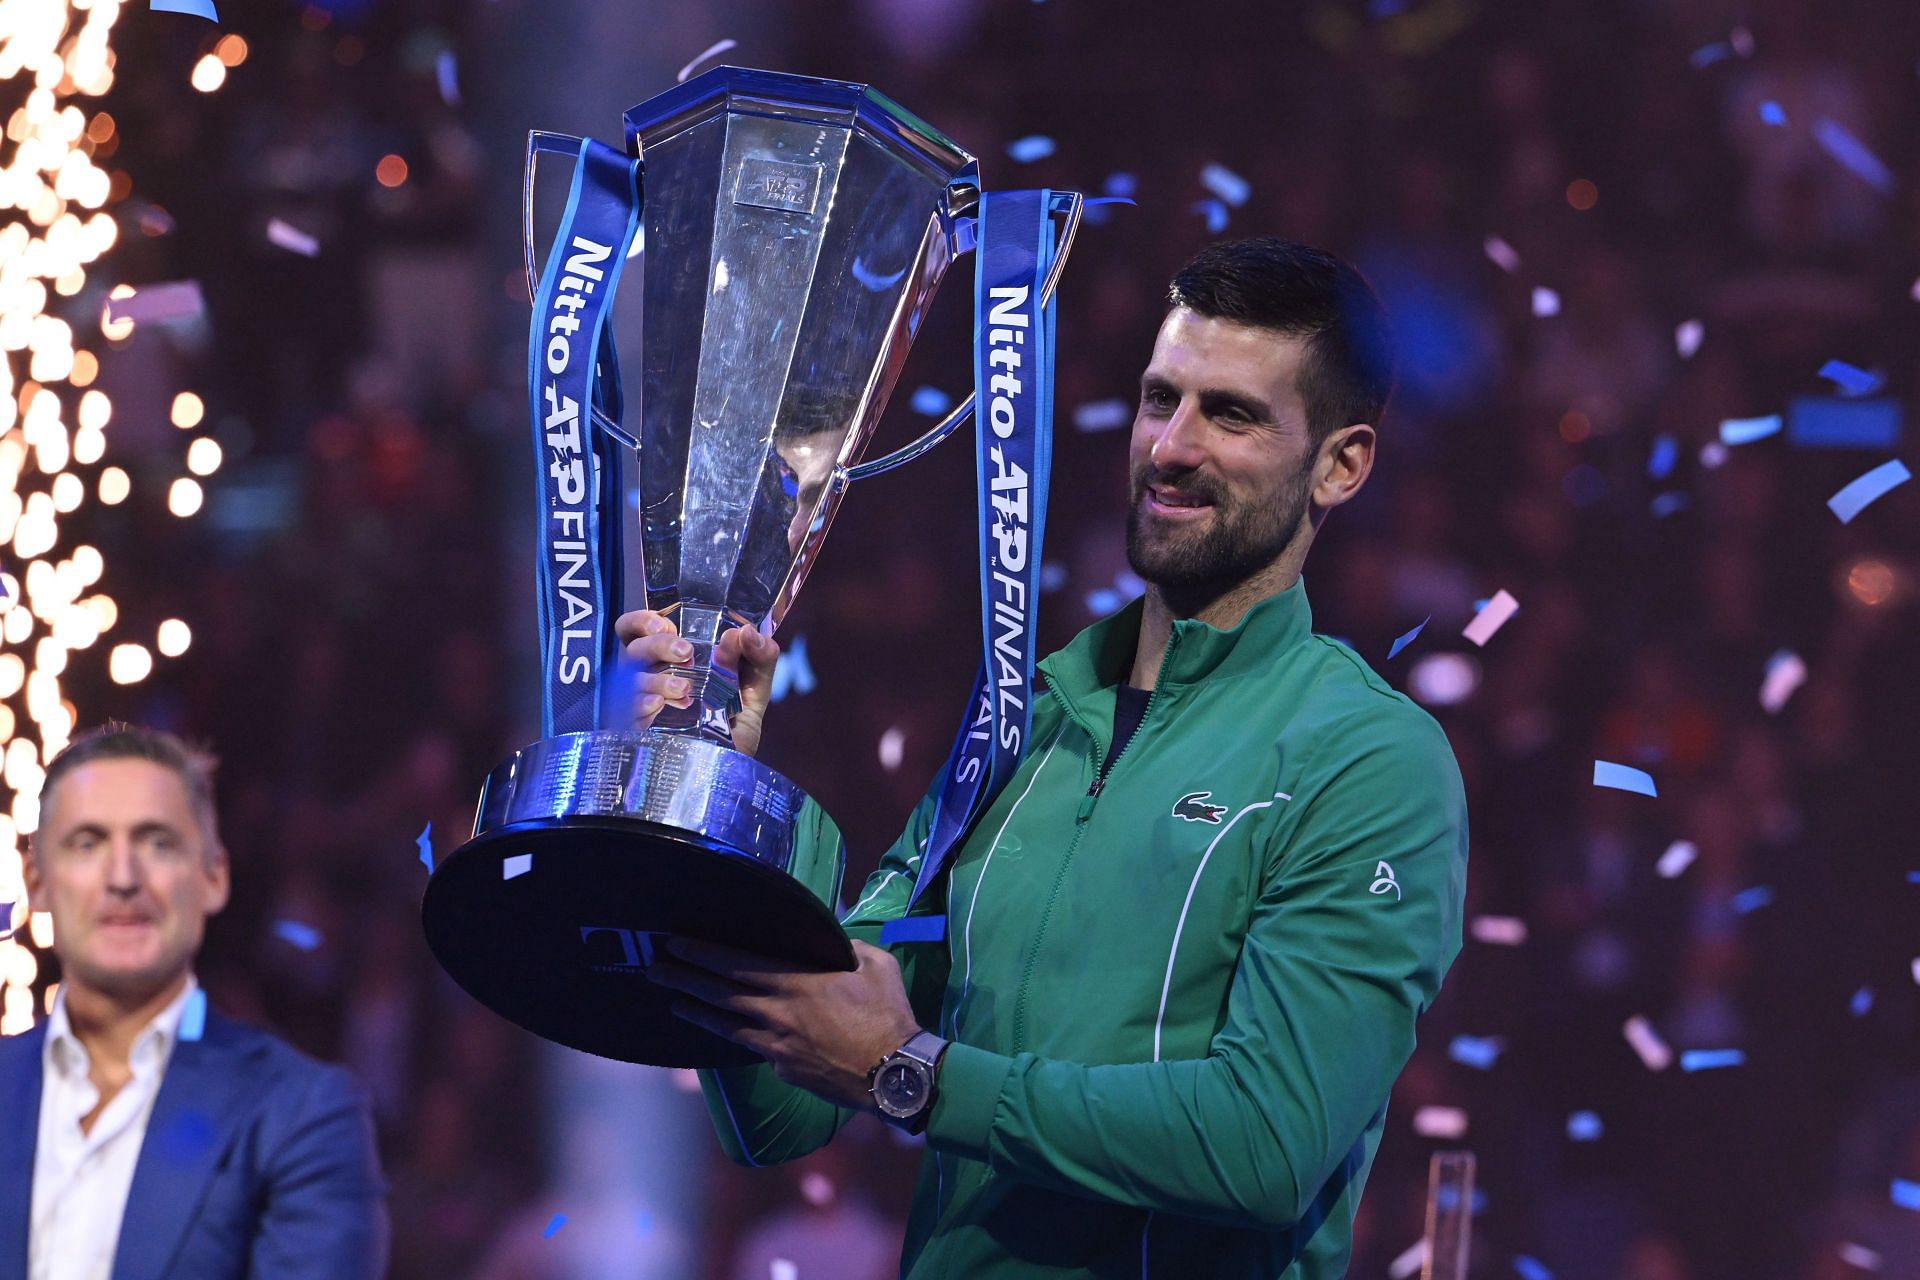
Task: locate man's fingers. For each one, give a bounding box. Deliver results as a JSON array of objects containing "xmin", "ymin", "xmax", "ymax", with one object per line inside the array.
[
  {"xmin": 666, "ymin": 997, "xmax": 768, "ymax": 1055},
  {"xmin": 645, "ymin": 956, "xmax": 766, "ymax": 1009},
  {"xmin": 664, "ymin": 936, "xmax": 808, "ymax": 988}
]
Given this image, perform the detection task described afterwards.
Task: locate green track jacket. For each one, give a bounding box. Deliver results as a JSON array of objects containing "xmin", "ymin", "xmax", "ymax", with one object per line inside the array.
[{"xmin": 700, "ymin": 576, "xmax": 1470, "ymax": 1278}]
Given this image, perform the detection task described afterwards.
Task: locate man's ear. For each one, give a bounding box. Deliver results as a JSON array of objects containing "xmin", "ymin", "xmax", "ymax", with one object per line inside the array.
[
  {"xmin": 1315, "ymin": 423, "xmax": 1376, "ymax": 510},
  {"xmin": 203, "ymin": 843, "xmax": 232, "ymax": 915},
  {"xmin": 22, "ymin": 840, "xmax": 41, "ymax": 905}
]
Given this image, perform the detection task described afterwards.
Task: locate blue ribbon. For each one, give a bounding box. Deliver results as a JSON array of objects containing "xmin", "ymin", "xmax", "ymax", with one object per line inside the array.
[
  {"xmin": 900, "ymin": 190, "xmax": 1059, "ymax": 920},
  {"xmin": 526, "ymin": 138, "xmax": 642, "ymax": 736}
]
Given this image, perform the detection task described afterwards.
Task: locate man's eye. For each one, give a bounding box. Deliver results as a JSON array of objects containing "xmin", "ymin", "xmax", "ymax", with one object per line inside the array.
[{"xmin": 1142, "ymin": 389, "xmax": 1176, "ymax": 410}]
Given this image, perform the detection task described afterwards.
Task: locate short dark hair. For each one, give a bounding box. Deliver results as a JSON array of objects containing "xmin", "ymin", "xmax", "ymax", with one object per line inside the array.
[
  {"xmin": 1167, "ymin": 238, "xmax": 1396, "ymax": 444},
  {"xmin": 37, "ymin": 723, "xmax": 222, "ymax": 859}
]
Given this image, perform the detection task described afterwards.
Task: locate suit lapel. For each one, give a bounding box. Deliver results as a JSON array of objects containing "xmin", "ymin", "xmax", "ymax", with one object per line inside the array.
[
  {"xmin": 0, "ymin": 1025, "xmax": 46, "ymax": 1278},
  {"xmin": 112, "ymin": 1011, "xmax": 267, "ymax": 1280}
]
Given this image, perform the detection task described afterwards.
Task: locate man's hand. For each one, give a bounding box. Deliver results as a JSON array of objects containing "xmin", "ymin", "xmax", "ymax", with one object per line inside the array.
[
  {"xmin": 646, "ymin": 938, "xmax": 921, "ymax": 1111},
  {"xmin": 612, "ymin": 608, "xmax": 780, "ymax": 757}
]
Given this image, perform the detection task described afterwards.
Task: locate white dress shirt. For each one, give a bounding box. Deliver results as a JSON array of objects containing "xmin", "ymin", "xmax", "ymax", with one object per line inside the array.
[{"xmin": 30, "ymin": 975, "xmax": 197, "ymax": 1280}]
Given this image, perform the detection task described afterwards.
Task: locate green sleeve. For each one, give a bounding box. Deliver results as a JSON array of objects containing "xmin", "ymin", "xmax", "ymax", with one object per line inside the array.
[
  {"xmin": 698, "ymin": 776, "xmax": 954, "ymax": 1167},
  {"xmin": 923, "ymin": 714, "xmax": 1469, "ymax": 1230}
]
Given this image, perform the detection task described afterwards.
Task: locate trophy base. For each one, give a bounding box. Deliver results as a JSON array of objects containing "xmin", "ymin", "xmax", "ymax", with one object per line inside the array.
[{"xmin": 422, "ymin": 729, "xmax": 854, "ymax": 1068}]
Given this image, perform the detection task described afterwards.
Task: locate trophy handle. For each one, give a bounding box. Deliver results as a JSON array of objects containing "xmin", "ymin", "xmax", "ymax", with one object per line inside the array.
[{"xmin": 840, "ymin": 190, "xmax": 1084, "ymax": 485}]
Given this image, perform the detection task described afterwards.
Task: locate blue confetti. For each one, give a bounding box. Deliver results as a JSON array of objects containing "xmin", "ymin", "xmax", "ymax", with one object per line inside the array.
[
  {"xmin": 0, "ymin": 902, "xmax": 13, "ymax": 939},
  {"xmin": 769, "ymin": 634, "xmax": 816, "ymax": 702},
  {"xmin": 1759, "ymin": 100, "xmax": 1787, "ymax": 126},
  {"xmin": 1071, "ymin": 399, "xmax": 1131, "ymax": 433},
  {"xmin": 1039, "ymin": 561, "xmax": 1068, "ymax": 592},
  {"xmin": 1680, "ymin": 1048, "xmax": 1746, "ymax": 1072},
  {"xmin": 1103, "ymin": 172, "xmax": 1138, "ymax": 198},
  {"xmin": 1651, "ymin": 492, "xmax": 1691, "ymax": 518},
  {"xmin": 1447, "ymin": 1034, "xmax": 1503, "ymax": 1070},
  {"xmin": 1719, "ymin": 414, "xmax": 1782, "ymax": 445},
  {"xmin": 416, "ymin": 823, "xmax": 434, "ymax": 874},
  {"xmin": 1193, "ymin": 199, "xmax": 1229, "ymax": 235},
  {"xmin": 1907, "ymin": 871, "xmax": 1920, "ymax": 884},
  {"xmin": 1082, "ymin": 196, "xmax": 1138, "ymax": 210},
  {"xmin": 1730, "ymin": 885, "xmax": 1774, "ymax": 915},
  {"xmin": 1828, "ymin": 459, "xmax": 1910, "ymax": 524},
  {"xmin": 543, "ymin": 1214, "xmax": 568, "ymax": 1239},
  {"xmin": 1593, "ymin": 760, "xmax": 1657, "ymax": 797},
  {"xmin": 909, "ymin": 386, "xmax": 952, "ymax": 417},
  {"xmin": 1387, "ymin": 616, "xmax": 1429, "ymax": 660},
  {"xmin": 151, "ymin": 0, "xmax": 219, "ymax": 19},
  {"xmin": 1567, "ymin": 1111, "xmax": 1603, "ymax": 1141},
  {"xmin": 1514, "ymin": 1257, "xmax": 1555, "ymax": 1280},
  {"xmin": 1085, "ymin": 588, "xmax": 1122, "ymax": 615},
  {"xmin": 272, "ymin": 920, "xmax": 322, "ymax": 951},
  {"xmin": 1368, "ymin": 0, "xmax": 1410, "ymax": 16},
  {"xmin": 179, "ymin": 987, "xmax": 207, "ymax": 1042},
  {"xmin": 1813, "ymin": 119, "xmax": 1896, "ymax": 193},
  {"xmin": 435, "ymin": 50, "xmax": 461, "ymax": 106},
  {"xmin": 1891, "ymin": 1179, "xmax": 1920, "ymax": 1211},
  {"xmin": 1852, "ymin": 986, "xmax": 1874, "ymax": 1016},
  {"xmin": 1647, "ymin": 434, "xmax": 1678, "ymax": 480},
  {"xmin": 1818, "ymin": 359, "xmax": 1883, "ymax": 397},
  {"xmin": 1006, "ymin": 136, "xmax": 1055, "ymax": 163},
  {"xmin": 1689, "ymin": 42, "xmax": 1732, "ymax": 68},
  {"xmin": 851, "ymin": 256, "xmax": 909, "ymax": 292},
  {"xmin": 1200, "ymin": 163, "xmax": 1250, "ymax": 208}
]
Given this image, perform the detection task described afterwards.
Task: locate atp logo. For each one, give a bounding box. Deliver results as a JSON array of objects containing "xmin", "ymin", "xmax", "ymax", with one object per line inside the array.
[
  {"xmin": 1369, "ymin": 861, "xmax": 1402, "ymax": 901},
  {"xmin": 1172, "ymin": 791, "xmax": 1228, "ymax": 824}
]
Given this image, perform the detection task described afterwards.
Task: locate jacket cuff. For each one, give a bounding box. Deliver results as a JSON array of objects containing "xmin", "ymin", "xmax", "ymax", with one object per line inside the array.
[{"xmin": 925, "ymin": 1040, "xmax": 1013, "ymax": 1160}]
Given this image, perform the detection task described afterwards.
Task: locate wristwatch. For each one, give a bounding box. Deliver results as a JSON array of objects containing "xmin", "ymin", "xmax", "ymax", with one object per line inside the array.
[{"xmin": 868, "ymin": 1030, "xmax": 949, "ymax": 1133}]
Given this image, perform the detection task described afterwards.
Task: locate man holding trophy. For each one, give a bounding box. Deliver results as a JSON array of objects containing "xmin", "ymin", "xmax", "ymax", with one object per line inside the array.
[{"xmin": 421, "ymin": 68, "xmax": 1466, "ymax": 1279}]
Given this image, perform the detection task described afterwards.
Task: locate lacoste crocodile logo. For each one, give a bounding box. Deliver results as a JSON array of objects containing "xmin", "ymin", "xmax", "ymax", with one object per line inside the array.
[{"xmin": 1172, "ymin": 791, "xmax": 1228, "ymax": 824}]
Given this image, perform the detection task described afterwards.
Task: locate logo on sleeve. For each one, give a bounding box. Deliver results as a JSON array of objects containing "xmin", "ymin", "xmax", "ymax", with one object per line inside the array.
[
  {"xmin": 1172, "ymin": 791, "xmax": 1228, "ymax": 824},
  {"xmin": 1369, "ymin": 861, "xmax": 1402, "ymax": 901}
]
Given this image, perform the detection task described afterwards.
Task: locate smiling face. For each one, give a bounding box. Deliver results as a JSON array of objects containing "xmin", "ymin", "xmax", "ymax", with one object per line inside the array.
[
  {"xmin": 26, "ymin": 757, "xmax": 228, "ymax": 1004},
  {"xmin": 1126, "ymin": 307, "xmax": 1324, "ymax": 602}
]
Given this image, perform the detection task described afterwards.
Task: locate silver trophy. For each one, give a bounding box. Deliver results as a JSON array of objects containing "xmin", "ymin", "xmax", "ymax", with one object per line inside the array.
[{"xmin": 421, "ymin": 68, "xmax": 1081, "ymax": 1067}]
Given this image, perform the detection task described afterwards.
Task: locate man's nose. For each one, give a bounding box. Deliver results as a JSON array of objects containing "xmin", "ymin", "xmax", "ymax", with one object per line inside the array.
[
  {"xmin": 1149, "ymin": 402, "xmax": 1208, "ymax": 472},
  {"xmin": 105, "ymin": 840, "xmax": 142, "ymax": 894}
]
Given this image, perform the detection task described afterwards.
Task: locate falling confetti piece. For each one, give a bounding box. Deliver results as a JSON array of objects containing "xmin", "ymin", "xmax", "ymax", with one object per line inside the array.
[
  {"xmin": 1566, "ymin": 1111, "xmax": 1603, "ymax": 1141},
  {"xmin": 543, "ymin": 1214, "xmax": 568, "ymax": 1239},
  {"xmin": 1813, "ymin": 119, "xmax": 1895, "ymax": 193},
  {"xmin": 851, "ymin": 256, "xmax": 908, "ymax": 292},
  {"xmin": 1892, "ymin": 1179, "xmax": 1920, "ymax": 1211},
  {"xmin": 1483, "ymin": 235, "xmax": 1520, "ymax": 273},
  {"xmin": 1699, "ymin": 441, "xmax": 1729, "ymax": 468},
  {"xmin": 138, "ymin": 205, "xmax": 176, "ymax": 236},
  {"xmin": 1515, "ymin": 1258, "xmax": 1555, "ymax": 1280},
  {"xmin": 1071, "ymin": 399, "xmax": 1131, "ymax": 433},
  {"xmin": 266, "ymin": 219, "xmax": 320, "ymax": 258},
  {"xmin": 179, "ymin": 987, "xmax": 208, "ymax": 1042},
  {"xmin": 1200, "ymin": 162, "xmax": 1250, "ymax": 208},
  {"xmin": 1593, "ymin": 760, "xmax": 1657, "ymax": 797},
  {"xmin": 1837, "ymin": 1242, "xmax": 1883, "ymax": 1270},
  {"xmin": 1005, "ymin": 135, "xmax": 1056, "ymax": 163},
  {"xmin": 1461, "ymin": 590, "xmax": 1519, "ymax": 647},
  {"xmin": 1680, "ymin": 1048, "xmax": 1746, "ymax": 1072},
  {"xmin": 1039, "ymin": 562, "xmax": 1068, "ymax": 592},
  {"xmin": 1819, "ymin": 359, "xmax": 1883, "ymax": 396},
  {"xmin": 769, "ymin": 635, "xmax": 816, "ymax": 702},
  {"xmin": 1650, "ymin": 492, "xmax": 1690, "ymax": 518},
  {"xmin": 1657, "ymin": 840, "xmax": 1697, "ymax": 878},
  {"xmin": 152, "ymin": 0, "xmax": 219, "ymax": 19},
  {"xmin": 1731, "ymin": 885, "xmax": 1774, "ymax": 914},
  {"xmin": 909, "ymin": 386, "xmax": 951, "ymax": 417},
  {"xmin": 1447, "ymin": 1034, "xmax": 1504, "ymax": 1070},
  {"xmin": 1647, "ymin": 434, "xmax": 1679, "ymax": 480},
  {"xmin": 1760, "ymin": 650, "xmax": 1805, "ymax": 714},
  {"xmin": 106, "ymin": 280, "xmax": 206, "ymax": 326},
  {"xmin": 1083, "ymin": 196, "xmax": 1137, "ymax": 210},
  {"xmin": 1719, "ymin": 414, "xmax": 1781, "ymax": 445},
  {"xmin": 1851, "ymin": 987, "xmax": 1873, "ymax": 1016},
  {"xmin": 675, "ymin": 38, "xmax": 738, "ymax": 83},
  {"xmin": 272, "ymin": 919, "xmax": 322, "ymax": 951},
  {"xmin": 436, "ymin": 50, "xmax": 461, "ymax": 106},
  {"xmin": 1530, "ymin": 287, "xmax": 1560, "ymax": 317},
  {"xmin": 1912, "ymin": 957, "xmax": 1920, "ymax": 986},
  {"xmin": 771, "ymin": 1262, "xmax": 799, "ymax": 1280},
  {"xmin": 1828, "ymin": 460, "xmax": 1910, "ymax": 524},
  {"xmin": 1413, "ymin": 1106, "xmax": 1468, "ymax": 1138},
  {"xmin": 878, "ymin": 727, "xmax": 906, "ymax": 771},
  {"xmin": 1759, "ymin": 100, "xmax": 1787, "ymax": 126},
  {"xmin": 1193, "ymin": 198, "xmax": 1228, "ymax": 234},
  {"xmin": 1470, "ymin": 916, "xmax": 1527, "ymax": 946},
  {"xmin": 1387, "ymin": 616, "xmax": 1430, "ymax": 660},
  {"xmin": 416, "ymin": 823, "xmax": 433, "ymax": 873},
  {"xmin": 1689, "ymin": 41, "xmax": 1732, "ymax": 68},
  {"xmin": 1729, "ymin": 26, "xmax": 1754, "ymax": 55},
  {"xmin": 0, "ymin": 902, "xmax": 13, "ymax": 938},
  {"xmin": 1674, "ymin": 320, "xmax": 1704, "ymax": 358},
  {"xmin": 503, "ymin": 853, "xmax": 533, "ymax": 880},
  {"xmin": 799, "ymin": 1172, "xmax": 835, "ymax": 1206},
  {"xmin": 1103, "ymin": 172, "xmax": 1138, "ymax": 197},
  {"xmin": 1623, "ymin": 1015, "xmax": 1672, "ymax": 1071}
]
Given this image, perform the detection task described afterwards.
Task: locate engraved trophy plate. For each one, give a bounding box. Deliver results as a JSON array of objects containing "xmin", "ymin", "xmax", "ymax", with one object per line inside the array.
[{"xmin": 422, "ymin": 68, "xmax": 999, "ymax": 1068}]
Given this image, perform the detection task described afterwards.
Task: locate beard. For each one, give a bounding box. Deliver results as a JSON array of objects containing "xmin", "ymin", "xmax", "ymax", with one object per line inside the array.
[{"xmin": 1125, "ymin": 457, "xmax": 1314, "ymax": 603}]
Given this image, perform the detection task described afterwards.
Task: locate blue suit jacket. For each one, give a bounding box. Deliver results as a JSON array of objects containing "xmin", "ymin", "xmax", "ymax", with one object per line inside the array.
[{"xmin": 0, "ymin": 1006, "xmax": 388, "ymax": 1280}]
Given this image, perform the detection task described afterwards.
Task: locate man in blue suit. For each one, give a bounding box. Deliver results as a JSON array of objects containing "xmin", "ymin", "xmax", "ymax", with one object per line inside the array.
[{"xmin": 0, "ymin": 725, "xmax": 387, "ymax": 1279}]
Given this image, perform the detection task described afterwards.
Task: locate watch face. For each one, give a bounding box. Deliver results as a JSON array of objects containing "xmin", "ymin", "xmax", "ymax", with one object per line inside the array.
[{"xmin": 877, "ymin": 1060, "xmax": 930, "ymax": 1115}]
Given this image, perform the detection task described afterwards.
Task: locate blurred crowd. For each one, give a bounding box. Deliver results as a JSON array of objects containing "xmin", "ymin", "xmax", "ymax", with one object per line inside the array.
[{"xmin": 36, "ymin": 0, "xmax": 1920, "ymax": 1275}]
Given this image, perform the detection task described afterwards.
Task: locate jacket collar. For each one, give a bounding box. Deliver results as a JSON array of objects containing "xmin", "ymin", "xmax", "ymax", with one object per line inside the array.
[
  {"xmin": 0, "ymin": 1023, "xmax": 47, "ymax": 1277},
  {"xmin": 1040, "ymin": 574, "xmax": 1315, "ymax": 703}
]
